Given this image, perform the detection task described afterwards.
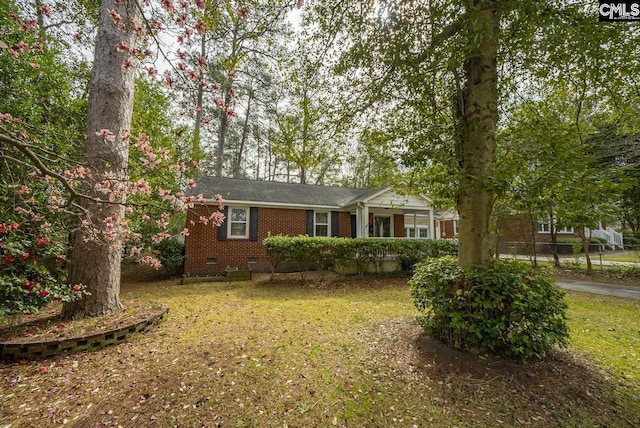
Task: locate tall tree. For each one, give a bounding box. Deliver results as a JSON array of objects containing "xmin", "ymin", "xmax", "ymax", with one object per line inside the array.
[
  {"xmin": 313, "ymin": 0, "xmax": 640, "ymax": 268},
  {"xmin": 63, "ymin": 0, "xmax": 140, "ymax": 318}
]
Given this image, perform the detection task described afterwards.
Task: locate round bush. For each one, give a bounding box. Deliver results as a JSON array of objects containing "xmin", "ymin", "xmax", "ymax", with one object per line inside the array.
[{"xmin": 410, "ymin": 256, "xmax": 569, "ymax": 362}]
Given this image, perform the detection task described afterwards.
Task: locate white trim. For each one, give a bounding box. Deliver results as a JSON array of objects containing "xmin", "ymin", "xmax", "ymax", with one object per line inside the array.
[{"xmin": 207, "ymin": 199, "xmax": 340, "ymax": 210}]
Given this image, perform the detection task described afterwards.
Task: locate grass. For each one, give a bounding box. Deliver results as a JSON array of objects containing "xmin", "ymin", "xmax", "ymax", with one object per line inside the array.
[
  {"xmin": 1, "ymin": 273, "xmax": 639, "ymax": 427},
  {"xmin": 566, "ymin": 290, "xmax": 640, "ymax": 381},
  {"xmin": 602, "ymin": 252, "xmax": 640, "ymax": 263}
]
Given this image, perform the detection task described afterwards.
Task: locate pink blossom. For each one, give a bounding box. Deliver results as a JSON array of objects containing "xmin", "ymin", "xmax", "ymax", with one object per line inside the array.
[
  {"xmin": 40, "ymin": 3, "xmax": 51, "ymax": 18},
  {"xmin": 163, "ymin": 74, "xmax": 174, "ymax": 89},
  {"xmin": 10, "ymin": 222, "xmax": 19, "ymax": 230},
  {"xmin": 109, "ymin": 9, "xmax": 122, "ymax": 23},
  {"xmin": 132, "ymin": 179, "xmax": 151, "ymax": 194},
  {"xmin": 237, "ymin": 7, "xmax": 249, "ymax": 23},
  {"xmin": 117, "ymin": 41, "xmax": 130, "ymax": 52},
  {"xmin": 196, "ymin": 19, "xmax": 206, "ymax": 36},
  {"xmin": 181, "ymin": 228, "xmax": 190, "ymax": 236},
  {"xmin": 95, "ymin": 129, "xmax": 116, "ymax": 142},
  {"xmin": 141, "ymin": 154, "xmax": 161, "ymax": 169},
  {"xmin": 122, "ymin": 58, "xmax": 134, "ymax": 70},
  {"xmin": 195, "ymin": 0, "xmax": 205, "ymax": 9},
  {"xmin": 209, "ymin": 211, "xmax": 225, "ymax": 227},
  {"xmin": 142, "ymin": 215, "xmax": 151, "ymax": 222},
  {"xmin": 141, "ymin": 255, "xmax": 162, "ymax": 270},
  {"xmin": 3, "ymin": 255, "xmax": 15, "ymax": 263},
  {"xmin": 151, "ymin": 232, "xmax": 170, "ymax": 244},
  {"xmin": 188, "ymin": 179, "xmax": 196, "ymax": 188},
  {"xmin": 161, "ymin": 0, "xmax": 175, "ymax": 15},
  {"xmin": 130, "ymin": 246, "xmax": 142, "ymax": 256}
]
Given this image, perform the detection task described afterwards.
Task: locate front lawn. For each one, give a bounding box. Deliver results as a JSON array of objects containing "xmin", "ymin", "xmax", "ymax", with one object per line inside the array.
[{"xmin": 1, "ymin": 273, "xmax": 639, "ymax": 427}]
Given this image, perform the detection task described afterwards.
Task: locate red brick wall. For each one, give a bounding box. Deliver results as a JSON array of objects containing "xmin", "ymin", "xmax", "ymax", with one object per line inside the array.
[
  {"xmin": 184, "ymin": 206, "xmax": 353, "ymax": 276},
  {"xmin": 440, "ymin": 220, "xmax": 455, "ymax": 238}
]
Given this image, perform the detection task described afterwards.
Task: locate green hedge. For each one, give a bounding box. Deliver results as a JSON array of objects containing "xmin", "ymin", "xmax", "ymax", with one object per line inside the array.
[{"xmin": 263, "ymin": 236, "xmax": 458, "ymax": 276}]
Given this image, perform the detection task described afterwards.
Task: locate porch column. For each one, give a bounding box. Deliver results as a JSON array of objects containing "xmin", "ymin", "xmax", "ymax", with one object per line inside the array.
[
  {"xmin": 362, "ymin": 204, "xmax": 369, "ymax": 238},
  {"xmin": 413, "ymin": 212, "xmax": 417, "ymax": 238},
  {"xmin": 429, "ymin": 209, "xmax": 435, "ymax": 239}
]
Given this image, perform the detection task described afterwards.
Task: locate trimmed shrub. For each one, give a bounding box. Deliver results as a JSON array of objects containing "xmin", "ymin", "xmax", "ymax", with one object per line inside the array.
[
  {"xmin": 153, "ymin": 238, "xmax": 184, "ymax": 277},
  {"xmin": 1, "ymin": 222, "xmax": 88, "ymax": 317},
  {"xmin": 262, "ymin": 236, "xmax": 458, "ymax": 277},
  {"xmin": 410, "ymin": 256, "xmax": 569, "ymax": 362}
]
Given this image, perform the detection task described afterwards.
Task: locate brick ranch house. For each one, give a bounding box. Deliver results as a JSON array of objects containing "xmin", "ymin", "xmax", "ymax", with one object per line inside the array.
[{"xmin": 183, "ymin": 177, "xmax": 439, "ymax": 276}]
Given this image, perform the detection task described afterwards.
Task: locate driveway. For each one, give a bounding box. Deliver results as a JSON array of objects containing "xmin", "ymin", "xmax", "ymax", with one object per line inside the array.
[{"xmin": 555, "ymin": 279, "xmax": 640, "ymax": 300}]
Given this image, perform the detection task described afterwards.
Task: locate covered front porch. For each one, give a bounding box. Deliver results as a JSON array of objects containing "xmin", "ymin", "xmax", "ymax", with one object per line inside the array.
[{"xmin": 345, "ymin": 187, "xmax": 436, "ymax": 240}]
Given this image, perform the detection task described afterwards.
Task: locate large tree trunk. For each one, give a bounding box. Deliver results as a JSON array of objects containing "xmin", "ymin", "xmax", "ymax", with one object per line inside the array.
[
  {"xmin": 456, "ymin": 3, "xmax": 499, "ymax": 269},
  {"xmin": 63, "ymin": 0, "xmax": 139, "ymax": 318}
]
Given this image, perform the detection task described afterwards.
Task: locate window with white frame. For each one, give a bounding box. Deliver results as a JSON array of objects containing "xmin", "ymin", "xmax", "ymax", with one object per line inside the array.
[
  {"xmin": 228, "ymin": 207, "xmax": 249, "ymax": 238},
  {"xmin": 536, "ymin": 220, "xmax": 573, "ymax": 234},
  {"xmin": 315, "ymin": 211, "xmax": 330, "ymax": 237},
  {"xmin": 454, "ymin": 220, "xmax": 459, "ymax": 235},
  {"xmin": 405, "ymin": 227, "xmax": 430, "ymax": 239}
]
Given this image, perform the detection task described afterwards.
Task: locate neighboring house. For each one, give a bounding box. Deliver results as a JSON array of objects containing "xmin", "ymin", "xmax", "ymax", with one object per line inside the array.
[
  {"xmin": 498, "ymin": 214, "xmax": 624, "ymax": 254},
  {"xmin": 183, "ymin": 177, "xmax": 437, "ymax": 275},
  {"xmin": 436, "ymin": 210, "xmax": 459, "ymax": 239}
]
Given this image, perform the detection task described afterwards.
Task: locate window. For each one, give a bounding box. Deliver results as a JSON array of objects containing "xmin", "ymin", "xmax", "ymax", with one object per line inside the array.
[
  {"xmin": 454, "ymin": 220, "xmax": 459, "ymax": 236},
  {"xmin": 315, "ymin": 211, "xmax": 330, "ymax": 237},
  {"xmin": 536, "ymin": 220, "xmax": 573, "ymax": 234},
  {"xmin": 228, "ymin": 207, "xmax": 249, "ymax": 238},
  {"xmin": 405, "ymin": 227, "xmax": 430, "ymax": 239},
  {"xmin": 374, "ymin": 215, "xmax": 391, "ymax": 237}
]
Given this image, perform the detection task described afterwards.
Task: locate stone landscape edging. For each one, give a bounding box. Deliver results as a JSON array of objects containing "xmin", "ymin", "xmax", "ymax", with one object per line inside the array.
[{"xmin": 0, "ymin": 304, "xmax": 169, "ymax": 361}]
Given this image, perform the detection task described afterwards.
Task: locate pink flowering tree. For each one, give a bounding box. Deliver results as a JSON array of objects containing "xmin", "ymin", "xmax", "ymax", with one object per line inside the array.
[{"xmin": 0, "ymin": 0, "xmax": 236, "ymax": 319}]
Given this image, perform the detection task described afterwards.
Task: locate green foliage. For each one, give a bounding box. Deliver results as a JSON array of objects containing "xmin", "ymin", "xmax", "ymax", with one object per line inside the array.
[
  {"xmin": 263, "ymin": 236, "xmax": 458, "ymax": 277},
  {"xmin": 0, "ymin": 222, "xmax": 88, "ymax": 317},
  {"xmin": 410, "ymin": 257, "xmax": 569, "ymax": 362},
  {"xmin": 152, "ymin": 238, "xmax": 185, "ymax": 277}
]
